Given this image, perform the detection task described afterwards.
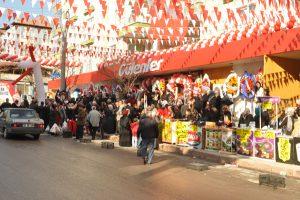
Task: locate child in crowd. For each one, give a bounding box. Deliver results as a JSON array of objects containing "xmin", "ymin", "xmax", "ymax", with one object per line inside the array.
[{"xmin": 130, "ymin": 118, "xmax": 139, "ymax": 148}]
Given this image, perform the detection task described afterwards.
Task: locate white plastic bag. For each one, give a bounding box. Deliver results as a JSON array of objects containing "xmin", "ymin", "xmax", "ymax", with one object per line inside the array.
[
  {"xmin": 62, "ymin": 121, "xmax": 69, "ymax": 132},
  {"xmin": 50, "ymin": 123, "xmax": 62, "ymax": 135},
  {"xmin": 45, "ymin": 125, "xmax": 50, "ymax": 132}
]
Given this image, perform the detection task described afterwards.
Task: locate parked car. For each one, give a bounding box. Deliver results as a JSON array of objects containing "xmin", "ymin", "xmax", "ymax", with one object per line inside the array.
[{"xmin": 0, "ymin": 108, "xmax": 44, "ymax": 140}]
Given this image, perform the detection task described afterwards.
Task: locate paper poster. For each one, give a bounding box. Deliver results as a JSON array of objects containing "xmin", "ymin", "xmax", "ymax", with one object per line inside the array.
[
  {"xmin": 205, "ymin": 129, "xmax": 222, "ymax": 151},
  {"xmin": 254, "ymin": 130, "xmax": 276, "ymax": 159},
  {"xmin": 262, "ymin": 101, "xmax": 272, "ymax": 110},
  {"xmin": 161, "ymin": 120, "xmax": 172, "ymax": 143},
  {"xmin": 176, "ymin": 121, "xmax": 196, "ymax": 145},
  {"xmin": 236, "ymin": 128, "xmax": 253, "ymax": 156},
  {"xmin": 277, "ymin": 137, "xmax": 292, "ymax": 162},
  {"xmin": 187, "ymin": 126, "xmax": 202, "ymax": 148},
  {"xmin": 221, "ymin": 129, "xmax": 235, "ymax": 152}
]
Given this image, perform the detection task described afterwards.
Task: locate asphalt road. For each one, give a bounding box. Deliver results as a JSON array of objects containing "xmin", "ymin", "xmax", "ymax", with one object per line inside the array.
[{"xmin": 0, "ymin": 135, "xmax": 299, "ymax": 200}]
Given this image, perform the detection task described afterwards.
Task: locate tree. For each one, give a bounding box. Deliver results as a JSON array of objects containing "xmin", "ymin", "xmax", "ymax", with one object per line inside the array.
[{"xmin": 100, "ymin": 66, "xmax": 140, "ymax": 99}]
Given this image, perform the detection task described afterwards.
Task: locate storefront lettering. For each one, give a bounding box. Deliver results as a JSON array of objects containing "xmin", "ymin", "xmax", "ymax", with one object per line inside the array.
[{"xmin": 118, "ymin": 59, "xmax": 163, "ymax": 76}]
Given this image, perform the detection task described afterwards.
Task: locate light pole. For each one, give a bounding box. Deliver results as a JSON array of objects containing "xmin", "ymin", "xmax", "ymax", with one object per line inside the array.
[{"xmin": 59, "ymin": 8, "xmax": 69, "ymax": 92}]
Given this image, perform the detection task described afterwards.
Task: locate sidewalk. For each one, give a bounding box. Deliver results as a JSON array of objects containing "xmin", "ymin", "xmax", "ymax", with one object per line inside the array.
[{"xmin": 89, "ymin": 134, "xmax": 300, "ymax": 179}]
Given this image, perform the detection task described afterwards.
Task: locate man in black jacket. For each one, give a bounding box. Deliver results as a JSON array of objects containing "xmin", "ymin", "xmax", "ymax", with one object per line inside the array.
[{"xmin": 137, "ymin": 111, "xmax": 159, "ymax": 165}]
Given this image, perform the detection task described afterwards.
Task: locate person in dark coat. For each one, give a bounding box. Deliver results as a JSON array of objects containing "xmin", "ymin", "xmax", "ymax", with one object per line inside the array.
[
  {"xmin": 119, "ymin": 109, "xmax": 132, "ymax": 147},
  {"xmin": 76, "ymin": 104, "xmax": 87, "ymax": 140},
  {"xmin": 1, "ymin": 98, "xmax": 11, "ymax": 110},
  {"xmin": 11, "ymin": 100, "xmax": 19, "ymax": 108},
  {"xmin": 49, "ymin": 104, "xmax": 60, "ymax": 131},
  {"xmin": 220, "ymin": 105, "xmax": 232, "ymax": 126},
  {"xmin": 194, "ymin": 94, "xmax": 203, "ymax": 114},
  {"xmin": 37, "ymin": 102, "xmax": 47, "ymax": 129},
  {"xmin": 22, "ymin": 96, "xmax": 29, "ymax": 108},
  {"xmin": 239, "ymin": 108, "xmax": 254, "ymax": 127},
  {"xmin": 103, "ymin": 104, "xmax": 116, "ymax": 134},
  {"xmin": 29, "ymin": 98, "xmax": 38, "ymax": 112},
  {"xmin": 137, "ymin": 111, "xmax": 159, "ymax": 165},
  {"xmin": 203, "ymin": 104, "xmax": 219, "ymax": 122}
]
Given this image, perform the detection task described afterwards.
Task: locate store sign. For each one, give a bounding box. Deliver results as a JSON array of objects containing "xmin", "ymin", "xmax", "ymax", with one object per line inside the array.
[{"xmin": 118, "ymin": 59, "xmax": 164, "ymax": 77}]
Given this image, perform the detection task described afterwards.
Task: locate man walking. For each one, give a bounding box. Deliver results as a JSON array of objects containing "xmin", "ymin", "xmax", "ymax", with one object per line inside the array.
[
  {"xmin": 137, "ymin": 111, "xmax": 159, "ymax": 165},
  {"xmin": 87, "ymin": 106, "xmax": 101, "ymax": 140}
]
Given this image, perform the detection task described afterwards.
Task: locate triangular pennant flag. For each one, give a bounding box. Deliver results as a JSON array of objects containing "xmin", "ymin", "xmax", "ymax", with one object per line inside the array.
[{"xmin": 40, "ymin": 0, "xmax": 45, "ymax": 9}]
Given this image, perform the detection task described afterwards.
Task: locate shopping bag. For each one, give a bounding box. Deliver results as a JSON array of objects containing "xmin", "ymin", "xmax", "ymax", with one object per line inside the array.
[
  {"xmin": 50, "ymin": 123, "xmax": 62, "ymax": 135},
  {"xmin": 62, "ymin": 121, "xmax": 69, "ymax": 132},
  {"xmin": 45, "ymin": 125, "xmax": 50, "ymax": 132},
  {"xmin": 50, "ymin": 123, "xmax": 58, "ymax": 133}
]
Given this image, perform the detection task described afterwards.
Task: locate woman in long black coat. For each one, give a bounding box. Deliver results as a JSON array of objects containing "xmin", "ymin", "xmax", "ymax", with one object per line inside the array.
[
  {"xmin": 102, "ymin": 105, "xmax": 116, "ymax": 134},
  {"xmin": 119, "ymin": 109, "xmax": 132, "ymax": 147}
]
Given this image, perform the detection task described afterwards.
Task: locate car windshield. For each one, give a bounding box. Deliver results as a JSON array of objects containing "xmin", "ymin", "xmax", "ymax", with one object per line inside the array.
[{"xmin": 10, "ymin": 110, "xmax": 37, "ymax": 119}]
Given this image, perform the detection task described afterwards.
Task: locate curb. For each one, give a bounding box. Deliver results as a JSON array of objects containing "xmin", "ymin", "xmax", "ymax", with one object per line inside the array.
[{"xmin": 158, "ymin": 143, "xmax": 300, "ymax": 179}]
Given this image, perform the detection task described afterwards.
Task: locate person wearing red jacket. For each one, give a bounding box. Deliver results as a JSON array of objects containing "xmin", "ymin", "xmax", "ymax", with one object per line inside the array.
[{"xmin": 130, "ymin": 119, "xmax": 139, "ymax": 148}]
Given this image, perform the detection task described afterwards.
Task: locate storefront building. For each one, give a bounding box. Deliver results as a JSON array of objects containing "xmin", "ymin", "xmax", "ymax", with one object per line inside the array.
[{"xmin": 48, "ymin": 25, "xmax": 300, "ymax": 107}]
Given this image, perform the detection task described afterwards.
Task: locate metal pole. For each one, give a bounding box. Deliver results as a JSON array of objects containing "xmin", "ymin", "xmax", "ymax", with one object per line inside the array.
[
  {"xmin": 275, "ymin": 102, "xmax": 278, "ymax": 130},
  {"xmin": 60, "ymin": 29, "xmax": 67, "ymax": 91},
  {"xmin": 60, "ymin": 4, "xmax": 68, "ymax": 92},
  {"xmin": 259, "ymin": 103, "xmax": 262, "ymax": 129}
]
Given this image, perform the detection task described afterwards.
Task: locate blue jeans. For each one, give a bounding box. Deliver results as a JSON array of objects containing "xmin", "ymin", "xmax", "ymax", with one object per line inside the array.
[{"xmin": 141, "ymin": 138, "xmax": 156, "ymax": 164}]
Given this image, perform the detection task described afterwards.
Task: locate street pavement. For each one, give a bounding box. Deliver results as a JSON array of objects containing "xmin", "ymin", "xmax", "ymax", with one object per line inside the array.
[{"xmin": 0, "ymin": 135, "xmax": 299, "ymax": 200}]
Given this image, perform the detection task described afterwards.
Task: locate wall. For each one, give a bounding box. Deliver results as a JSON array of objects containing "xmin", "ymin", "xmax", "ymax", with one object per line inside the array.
[
  {"xmin": 203, "ymin": 66, "xmax": 233, "ymax": 84},
  {"xmin": 232, "ymin": 59, "xmax": 264, "ymax": 76},
  {"xmin": 264, "ymin": 55, "xmax": 300, "ymax": 107}
]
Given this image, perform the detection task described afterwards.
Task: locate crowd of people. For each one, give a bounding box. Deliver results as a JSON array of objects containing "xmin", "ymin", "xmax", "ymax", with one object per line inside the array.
[{"xmin": 1, "ymin": 85, "xmax": 300, "ymax": 164}]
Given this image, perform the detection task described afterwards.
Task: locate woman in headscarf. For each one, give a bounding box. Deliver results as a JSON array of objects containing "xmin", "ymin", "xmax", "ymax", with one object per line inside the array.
[
  {"xmin": 102, "ymin": 103, "xmax": 117, "ymax": 134},
  {"xmin": 119, "ymin": 109, "xmax": 132, "ymax": 147}
]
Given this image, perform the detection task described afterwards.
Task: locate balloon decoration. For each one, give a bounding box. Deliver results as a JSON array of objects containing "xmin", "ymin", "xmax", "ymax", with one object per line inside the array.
[
  {"xmin": 152, "ymin": 79, "xmax": 166, "ymax": 93},
  {"xmin": 201, "ymin": 74, "xmax": 211, "ymax": 92},
  {"xmin": 240, "ymin": 71, "xmax": 256, "ymax": 99},
  {"xmin": 223, "ymin": 72, "xmax": 240, "ymax": 99},
  {"xmin": 193, "ymin": 77, "xmax": 202, "ymax": 95}
]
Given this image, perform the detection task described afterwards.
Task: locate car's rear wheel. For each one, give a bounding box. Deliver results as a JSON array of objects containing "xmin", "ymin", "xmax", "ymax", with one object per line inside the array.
[
  {"xmin": 33, "ymin": 134, "xmax": 40, "ymax": 140},
  {"xmin": 3, "ymin": 129, "xmax": 9, "ymax": 139}
]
